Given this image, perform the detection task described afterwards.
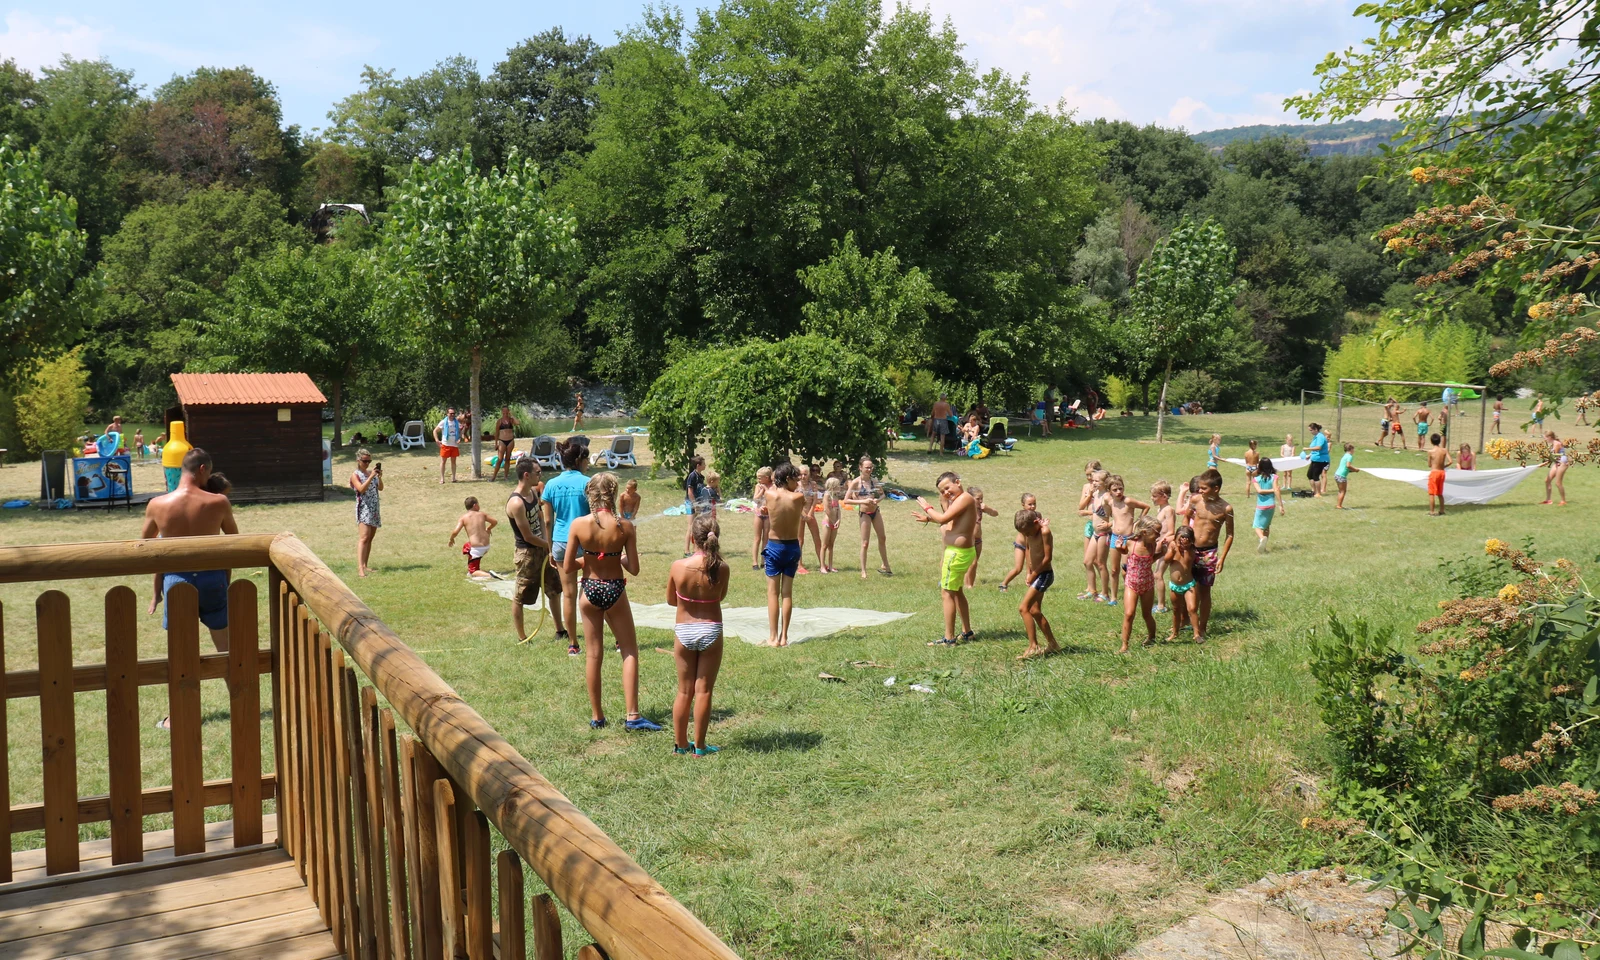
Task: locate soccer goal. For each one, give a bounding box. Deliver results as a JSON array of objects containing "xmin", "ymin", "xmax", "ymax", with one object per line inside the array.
[{"xmin": 1327, "ymin": 378, "xmax": 1490, "ymax": 451}]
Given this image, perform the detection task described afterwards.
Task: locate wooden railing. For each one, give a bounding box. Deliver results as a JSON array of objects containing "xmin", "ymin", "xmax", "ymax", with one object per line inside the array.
[{"xmin": 0, "ymin": 534, "xmax": 740, "ymax": 960}]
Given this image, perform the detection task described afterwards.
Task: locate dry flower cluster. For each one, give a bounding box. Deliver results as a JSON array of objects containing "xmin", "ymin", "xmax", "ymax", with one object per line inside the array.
[
  {"xmin": 1491, "ymin": 782, "xmax": 1599, "ymax": 815},
  {"xmin": 1488, "ymin": 323, "xmax": 1598, "ymax": 377},
  {"xmin": 1522, "ymin": 251, "xmax": 1600, "ymax": 284},
  {"xmin": 1499, "ymin": 724, "xmax": 1576, "ymax": 772},
  {"xmin": 1458, "ymin": 646, "xmax": 1508, "ymax": 682},
  {"xmin": 1409, "ymin": 166, "xmax": 1476, "ymax": 186},
  {"xmin": 1418, "ymin": 636, "xmax": 1473, "ymax": 655},
  {"xmin": 1297, "ymin": 817, "xmax": 1365, "ymax": 838},
  {"xmin": 1485, "ymin": 436, "xmax": 1600, "ymax": 467}
]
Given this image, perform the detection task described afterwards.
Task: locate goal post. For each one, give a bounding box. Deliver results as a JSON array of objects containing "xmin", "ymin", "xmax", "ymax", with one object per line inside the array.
[{"xmin": 1335, "ymin": 378, "xmax": 1488, "ymax": 453}]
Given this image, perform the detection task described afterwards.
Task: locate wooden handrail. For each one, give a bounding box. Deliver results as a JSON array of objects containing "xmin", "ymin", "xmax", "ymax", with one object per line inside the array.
[
  {"xmin": 267, "ymin": 533, "xmax": 740, "ymax": 960},
  {"xmin": 0, "ymin": 535, "xmax": 276, "ymax": 584}
]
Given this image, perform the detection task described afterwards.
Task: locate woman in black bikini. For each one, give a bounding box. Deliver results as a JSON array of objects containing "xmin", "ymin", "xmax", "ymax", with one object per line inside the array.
[{"xmin": 561, "ymin": 472, "xmax": 660, "ymax": 732}]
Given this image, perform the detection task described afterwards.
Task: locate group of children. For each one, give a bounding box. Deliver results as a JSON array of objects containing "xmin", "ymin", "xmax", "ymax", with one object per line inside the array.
[
  {"xmin": 1062, "ymin": 460, "xmax": 1237, "ymax": 652},
  {"xmin": 744, "ymin": 458, "xmax": 895, "ymax": 585}
]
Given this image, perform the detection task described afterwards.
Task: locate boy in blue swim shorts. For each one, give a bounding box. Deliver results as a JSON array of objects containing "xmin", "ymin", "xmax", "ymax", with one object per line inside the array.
[{"xmin": 763, "ymin": 463, "xmax": 807, "ymax": 646}]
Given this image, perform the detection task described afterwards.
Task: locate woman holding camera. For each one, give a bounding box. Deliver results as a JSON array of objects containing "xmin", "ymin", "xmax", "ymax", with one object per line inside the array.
[{"xmin": 351, "ymin": 448, "xmax": 384, "ymax": 577}]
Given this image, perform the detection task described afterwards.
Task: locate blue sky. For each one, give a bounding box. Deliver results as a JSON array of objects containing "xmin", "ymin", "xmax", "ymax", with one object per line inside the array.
[{"xmin": 2, "ymin": 1, "xmax": 1380, "ymax": 134}]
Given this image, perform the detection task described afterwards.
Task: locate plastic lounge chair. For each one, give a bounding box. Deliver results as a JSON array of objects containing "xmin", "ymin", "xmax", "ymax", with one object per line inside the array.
[
  {"xmin": 599, "ymin": 434, "xmax": 637, "ymax": 469},
  {"xmin": 393, "ymin": 420, "xmax": 426, "ymax": 451},
  {"xmin": 530, "ymin": 435, "xmax": 561, "ymax": 470}
]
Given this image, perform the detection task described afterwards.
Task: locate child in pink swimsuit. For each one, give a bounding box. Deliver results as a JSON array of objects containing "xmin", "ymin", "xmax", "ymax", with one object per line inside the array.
[{"xmin": 1119, "ymin": 516, "xmax": 1160, "ymax": 653}]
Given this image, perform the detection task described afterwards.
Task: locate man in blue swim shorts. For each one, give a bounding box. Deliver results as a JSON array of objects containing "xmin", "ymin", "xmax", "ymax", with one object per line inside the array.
[
  {"xmin": 143, "ymin": 447, "xmax": 239, "ymax": 729},
  {"xmin": 763, "ymin": 463, "xmax": 807, "ymax": 646}
]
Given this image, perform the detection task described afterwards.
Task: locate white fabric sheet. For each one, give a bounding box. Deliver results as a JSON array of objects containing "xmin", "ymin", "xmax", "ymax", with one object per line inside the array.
[
  {"xmin": 1223, "ymin": 456, "xmax": 1311, "ymax": 472},
  {"xmin": 1358, "ymin": 465, "xmax": 1539, "ymax": 505},
  {"xmin": 474, "ymin": 578, "xmax": 911, "ymax": 645}
]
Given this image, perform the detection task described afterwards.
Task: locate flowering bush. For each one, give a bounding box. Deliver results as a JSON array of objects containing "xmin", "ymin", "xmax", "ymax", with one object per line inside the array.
[{"xmin": 1310, "ymin": 541, "xmax": 1599, "ymax": 879}]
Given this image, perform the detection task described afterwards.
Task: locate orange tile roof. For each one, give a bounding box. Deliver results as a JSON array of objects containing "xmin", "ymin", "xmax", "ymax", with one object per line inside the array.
[{"xmin": 171, "ymin": 373, "xmax": 327, "ymax": 406}]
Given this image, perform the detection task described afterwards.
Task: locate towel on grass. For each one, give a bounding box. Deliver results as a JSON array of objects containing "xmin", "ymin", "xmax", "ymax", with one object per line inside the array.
[{"xmin": 1359, "ymin": 465, "xmax": 1539, "ymax": 505}]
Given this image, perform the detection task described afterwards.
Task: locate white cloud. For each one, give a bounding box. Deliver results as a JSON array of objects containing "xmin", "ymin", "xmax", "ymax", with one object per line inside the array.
[
  {"xmin": 895, "ymin": 0, "xmax": 1376, "ymax": 130},
  {"xmin": 0, "ymin": 12, "xmax": 105, "ymax": 72}
]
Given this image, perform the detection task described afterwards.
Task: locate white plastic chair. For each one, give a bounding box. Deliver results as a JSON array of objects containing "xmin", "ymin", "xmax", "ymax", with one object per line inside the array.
[
  {"xmin": 393, "ymin": 421, "xmax": 426, "ymax": 451},
  {"xmin": 530, "ymin": 435, "xmax": 561, "ymax": 470},
  {"xmin": 599, "ymin": 435, "xmax": 637, "ymax": 469}
]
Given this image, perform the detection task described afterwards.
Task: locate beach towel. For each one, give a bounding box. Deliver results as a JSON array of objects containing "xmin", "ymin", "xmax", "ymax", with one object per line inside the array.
[
  {"xmin": 1223, "ymin": 456, "xmax": 1311, "ymax": 473},
  {"xmin": 1359, "ymin": 465, "xmax": 1539, "ymax": 505}
]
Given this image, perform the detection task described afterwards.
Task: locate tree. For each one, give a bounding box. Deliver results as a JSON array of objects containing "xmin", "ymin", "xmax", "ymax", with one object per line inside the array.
[
  {"xmin": 489, "ymin": 30, "xmax": 610, "ymax": 176},
  {"xmin": 383, "ymin": 147, "xmax": 579, "ymax": 476},
  {"xmin": 203, "ymin": 242, "xmax": 385, "ymax": 445},
  {"xmin": 559, "ymin": 0, "xmax": 1100, "ymax": 394},
  {"xmin": 640, "ymin": 335, "xmax": 895, "ymax": 489},
  {"xmin": 1083, "ymin": 119, "xmax": 1219, "ymax": 223},
  {"xmin": 117, "ymin": 67, "xmax": 302, "ymax": 207},
  {"xmin": 33, "ymin": 58, "xmax": 141, "ymax": 258},
  {"xmin": 1, "ymin": 140, "xmax": 90, "ymax": 374},
  {"xmin": 798, "ymin": 232, "xmax": 950, "ymax": 369},
  {"xmin": 13, "ymin": 346, "xmax": 90, "ymax": 454},
  {"xmin": 1127, "ymin": 217, "xmax": 1242, "ymax": 441},
  {"xmin": 92, "ymin": 184, "xmax": 305, "ymax": 416}
]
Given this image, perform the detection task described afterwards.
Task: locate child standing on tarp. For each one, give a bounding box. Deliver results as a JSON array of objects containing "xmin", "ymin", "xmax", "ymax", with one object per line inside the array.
[{"xmin": 449, "ymin": 496, "xmax": 498, "ymax": 578}]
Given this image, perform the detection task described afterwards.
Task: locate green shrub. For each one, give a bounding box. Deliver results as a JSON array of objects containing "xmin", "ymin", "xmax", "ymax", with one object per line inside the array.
[
  {"xmin": 641, "ymin": 335, "xmax": 896, "ymax": 490},
  {"xmin": 1309, "ymin": 538, "xmax": 1600, "ymax": 901},
  {"xmin": 884, "ymin": 366, "xmax": 937, "ymax": 411},
  {"xmin": 1104, "ymin": 375, "xmax": 1137, "ymax": 411},
  {"xmin": 1166, "ymin": 369, "xmax": 1221, "ymax": 410},
  {"xmin": 13, "ymin": 347, "xmax": 90, "ymax": 454}
]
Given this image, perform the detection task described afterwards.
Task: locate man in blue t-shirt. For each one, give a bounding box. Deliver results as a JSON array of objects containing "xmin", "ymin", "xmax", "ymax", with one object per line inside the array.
[
  {"xmin": 541, "ymin": 439, "xmax": 591, "ymax": 650},
  {"xmin": 1303, "ymin": 422, "xmax": 1332, "ymax": 498}
]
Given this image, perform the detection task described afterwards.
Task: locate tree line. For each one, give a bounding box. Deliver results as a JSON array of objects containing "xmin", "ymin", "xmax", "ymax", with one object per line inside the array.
[{"xmin": 0, "ymin": 0, "xmax": 1537, "ymax": 461}]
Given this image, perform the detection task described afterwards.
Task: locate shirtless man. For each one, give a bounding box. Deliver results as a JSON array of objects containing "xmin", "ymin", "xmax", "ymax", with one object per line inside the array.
[
  {"xmin": 762, "ymin": 463, "xmax": 807, "ymax": 646},
  {"xmin": 491, "ymin": 406, "xmax": 518, "ymax": 481},
  {"xmin": 1184, "ymin": 468, "xmax": 1234, "ymax": 645},
  {"xmin": 143, "ymin": 448, "xmax": 238, "ymax": 728},
  {"xmin": 1426, "ymin": 433, "xmax": 1453, "ymax": 516},
  {"xmin": 915, "ymin": 471, "xmax": 977, "ymax": 646},
  {"xmin": 1381, "ymin": 398, "xmax": 1400, "ymax": 449},
  {"xmin": 1413, "ymin": 401, "xmax": 1431, "ymax": 453},
  {"xmin": 1434, "ymin": 402, "xmax": 1450, "ymax": 445},
  {"xmin": 930, "ymin": 394, "xmax": 952, "ymax": 453}
]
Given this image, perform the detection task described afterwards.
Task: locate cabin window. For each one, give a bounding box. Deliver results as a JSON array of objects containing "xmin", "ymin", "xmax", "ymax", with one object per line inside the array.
[{"xmin": 277, "ymin": 408, "xmax": 291, "ymax": 422}]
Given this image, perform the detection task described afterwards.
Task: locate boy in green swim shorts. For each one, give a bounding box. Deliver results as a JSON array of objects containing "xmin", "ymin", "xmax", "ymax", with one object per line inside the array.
[{"xmin": 915, "ymin": 472, "xmax": 978, "ymax": 646}]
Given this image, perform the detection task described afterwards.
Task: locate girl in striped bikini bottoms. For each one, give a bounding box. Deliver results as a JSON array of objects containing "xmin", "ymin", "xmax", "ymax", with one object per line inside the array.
[{"xmin": 666, "ymin": 512, "xmax": 730, "ymax": 756}]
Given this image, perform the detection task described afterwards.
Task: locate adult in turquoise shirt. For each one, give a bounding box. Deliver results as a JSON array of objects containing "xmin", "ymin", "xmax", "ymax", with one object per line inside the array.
[
  {"xmin": 542, "ymin": 439, "xmax": 591, "ymax": 652},
  {"xmin": 1303, "ymin": 423, "xmax": 1332, "ymax": 498}
]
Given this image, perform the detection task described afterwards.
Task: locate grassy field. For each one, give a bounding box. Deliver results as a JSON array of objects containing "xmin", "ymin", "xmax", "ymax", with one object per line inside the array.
[{"xmin": 1, "ymin": 403, "xmax": 1595, "ymax": 959}]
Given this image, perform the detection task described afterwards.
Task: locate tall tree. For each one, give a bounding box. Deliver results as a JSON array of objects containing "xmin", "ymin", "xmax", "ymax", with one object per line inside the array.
[
  {"xmin": 560, "ymin": 0, "xmax": 1099, "ymax": 400},
  {"xmin": 92, "ymin": 185, "xmax": 305, "ymax": 416},
  {"xmin": 1127, "ymin": 217, "xmax": 1242, "ymax": 441},
  {"xmin": 202, "ymin": 242, "xmax": 385, "ymax": 445},
  {"xmin": 1, "ymin": 140, "xmax": 91, "ymax": 373},
  {"xmin": 33, "ymin": 58, "xmax": 141, "ymax": 258},
  {"xmin": 798, "ymin": 232, "xmax": 949, "ymax": 370},
  {"xmin": 489, "ymin": 30, "xmax": 610, "ymax": 176},
  {"xmin": 382, "ymin": 147, "xmax": 579, "ymax": 476},
  {"xmin": 117, "ymin": 67, "xmax": 302, "ymax": 206}
]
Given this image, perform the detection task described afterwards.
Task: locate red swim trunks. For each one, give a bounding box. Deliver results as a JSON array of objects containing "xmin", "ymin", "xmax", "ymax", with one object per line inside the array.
[
  {"xmin": 440, "ymin": 444, "xmax": 460, "ymax": 460},
  {"xmin": 1427, "ymin": 469, "xmax": 1445, "ymax": 496}
]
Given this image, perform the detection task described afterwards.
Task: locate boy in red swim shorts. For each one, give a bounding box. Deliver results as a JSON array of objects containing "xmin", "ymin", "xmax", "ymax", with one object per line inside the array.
[{"xmin": 1426, "ymin": 433, "xmax": 1453, "ymax": 516}]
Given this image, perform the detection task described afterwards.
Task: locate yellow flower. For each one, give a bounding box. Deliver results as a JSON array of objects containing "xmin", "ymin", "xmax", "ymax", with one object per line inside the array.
[
  {"xmin": 1535, "ymin": 892, "xmax": 1545, "ymax": 902},
  {"xmin": 1529, "ymin": 302, "xmax": 1555, "ymax": 320},
  {"xmin": 1459, "ymin": 670, "xmax": 1474, "ymax": 681},
  {"xmin": 1410, "ymin": 166, "xmax": 1430, "ymax": 183},
  {"xmin": 1485, "ymin": 538, "xmax": 1506, "ymax": 555},
  {"xmin": 1300, "ymin": 817, "xmax": 1311, "ymax": 829},
  {"xmin": 1499, "ymin": 584, "xmax": 1522, "ymax": 602}
]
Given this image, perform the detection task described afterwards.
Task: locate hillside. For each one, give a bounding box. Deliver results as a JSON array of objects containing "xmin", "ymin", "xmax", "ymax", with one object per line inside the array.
[{"xmin": 1191, "ymin": 119, "xmax": 1407, "ymax": 156}]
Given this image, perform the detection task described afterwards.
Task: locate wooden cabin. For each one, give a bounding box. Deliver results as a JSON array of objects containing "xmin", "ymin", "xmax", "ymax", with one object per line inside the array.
[
  {"xmin": 0, "ymin": 534, "xmax": 740, "ymax": 960},
  {"xmin": 171, "ymin": 373, "xmax": 327, "ymax": 504}
]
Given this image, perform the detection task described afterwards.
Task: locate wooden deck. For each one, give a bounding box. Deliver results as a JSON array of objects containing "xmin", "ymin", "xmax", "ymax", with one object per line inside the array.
[{"xmin": 0, "ymin": 817, "xmax": 341, "ymax": 960}]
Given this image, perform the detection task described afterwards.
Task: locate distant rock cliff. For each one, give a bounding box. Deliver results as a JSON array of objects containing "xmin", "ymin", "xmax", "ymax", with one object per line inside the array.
[{"xmin": 1191, "ymin": 119, "xmax": 1407, "ymax": 156}]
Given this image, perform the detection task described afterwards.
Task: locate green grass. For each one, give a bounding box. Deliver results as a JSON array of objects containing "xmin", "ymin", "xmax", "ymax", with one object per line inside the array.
[{"xmin": 1, "ymin": 403, "xmax": 1595, "ymax": 958}]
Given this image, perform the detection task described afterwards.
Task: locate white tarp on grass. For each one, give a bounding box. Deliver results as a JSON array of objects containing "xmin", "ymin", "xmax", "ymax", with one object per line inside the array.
[
  {"xmin": 1358, "ymin": 465, "xmax": 1540, "ymax": 506},
  {"xmin": 475, "ymin": 577, "xmax": 911, "ymax": 645},
  {"xmin": 1223, "ymin": 456, "xmax": 1312, "ymax": 473}
]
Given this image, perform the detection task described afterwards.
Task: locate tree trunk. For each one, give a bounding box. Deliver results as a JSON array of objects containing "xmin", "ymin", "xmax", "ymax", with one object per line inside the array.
[
  {"xmin": 330, "ymin": 380, "xmax": 343, "ymax": 448},
  {"xmin": 470, "ymin": 346, "xmax": 483, "ymax": 479},
  {"xmin": 1139, "ymin": 380, "xmax": 1151, "ymax": 415},
  {"xmin": 1155, "ymin": 358, "xmax": 1174, "ymax": 443}
]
